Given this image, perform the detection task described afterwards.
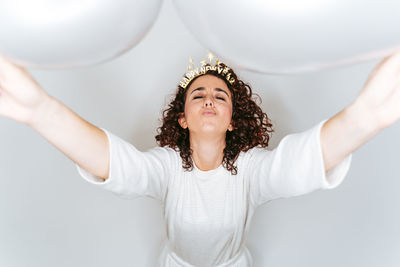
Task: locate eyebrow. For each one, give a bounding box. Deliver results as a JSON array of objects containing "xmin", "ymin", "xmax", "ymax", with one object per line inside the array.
[{"xmin": 190, "ymin": 87, "xmax": 230, "ymax": 97}]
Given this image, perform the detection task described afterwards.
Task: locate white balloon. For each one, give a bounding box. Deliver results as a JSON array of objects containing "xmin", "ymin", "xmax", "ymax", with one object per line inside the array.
[
  {"xmin": 0, "ymin": 0, "xmax": 162, "ymax": 68},
  {"xmin": 173, "ymin": 0, "xmax": 400, "ymax": 74}
]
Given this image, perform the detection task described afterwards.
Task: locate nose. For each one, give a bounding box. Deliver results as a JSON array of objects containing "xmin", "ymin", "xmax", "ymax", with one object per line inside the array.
[{"xmin": 204, "ymin": 96, "xmax": 213, "ymax": 107}]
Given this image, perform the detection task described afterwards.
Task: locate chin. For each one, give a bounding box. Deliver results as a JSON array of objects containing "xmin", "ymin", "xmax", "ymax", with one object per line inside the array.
[
  {"xmin": 190, "ymin": 122, "xmax": 228, "ymax": 135},
  {"xmin": 200, "ymin": 126, "xmax": 226, "ymax": 135}
]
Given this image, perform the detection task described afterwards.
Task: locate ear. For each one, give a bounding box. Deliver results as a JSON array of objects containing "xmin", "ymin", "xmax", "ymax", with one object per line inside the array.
[{"xmin": 178, "ymin": 113, "xmax": 188, "ymax": 129}]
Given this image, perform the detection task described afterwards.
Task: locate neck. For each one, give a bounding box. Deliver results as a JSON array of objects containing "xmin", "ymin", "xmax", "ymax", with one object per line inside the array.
[{"xmin": 189, "ymin": 133, "xmax": 226, "ymax": 171}]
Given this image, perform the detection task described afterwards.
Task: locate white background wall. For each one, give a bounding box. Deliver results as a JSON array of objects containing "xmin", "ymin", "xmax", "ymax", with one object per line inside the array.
[{"xmin": 1, "ymin": 0, "xmax": 399, "ymax": 266}]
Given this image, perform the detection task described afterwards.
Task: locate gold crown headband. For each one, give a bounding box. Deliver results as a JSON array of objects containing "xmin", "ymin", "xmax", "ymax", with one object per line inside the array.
[{"xmin": 179, "ymin": 52, "xmax": 235, "ymax": 89}]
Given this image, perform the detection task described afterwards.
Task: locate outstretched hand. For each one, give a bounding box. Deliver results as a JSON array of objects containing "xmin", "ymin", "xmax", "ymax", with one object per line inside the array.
[
  {"xmin": 0, "ymin": 55, "xmax": 50, "ymax": 124},
  {"xmin": 353, "ymin": 49, "xmax": 400, "ymax": 129},
  {"xmin": 321, "ymin": 49, "xmax": 400, "ymax": 172}
]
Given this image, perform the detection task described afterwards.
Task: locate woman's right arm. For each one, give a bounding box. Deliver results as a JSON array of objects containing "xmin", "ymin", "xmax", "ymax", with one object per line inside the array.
[{"xmin": 0, "ymin": 55, "xmax": 110, "ymax": 180}]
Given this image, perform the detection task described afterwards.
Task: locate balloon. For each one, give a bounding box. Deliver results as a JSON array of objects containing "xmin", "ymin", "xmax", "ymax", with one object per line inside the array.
[
  {"xmin": 173, "ymin": 0, "xmax": 400, "ymax": 74},
  {"xmin": 0, "ymin": 0, "xmax": 162, "ymax": 68}
]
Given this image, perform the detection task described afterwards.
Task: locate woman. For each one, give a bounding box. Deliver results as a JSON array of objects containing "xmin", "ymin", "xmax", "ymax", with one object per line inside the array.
[{"xmin": 0, "ymin": 52, "xmax": 399, "ymax": 266}]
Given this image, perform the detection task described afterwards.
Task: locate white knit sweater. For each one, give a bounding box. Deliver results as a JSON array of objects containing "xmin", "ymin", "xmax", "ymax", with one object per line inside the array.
[{"xmin": 76, "ymin": 119, "xmax": 352, "ymax": 266}]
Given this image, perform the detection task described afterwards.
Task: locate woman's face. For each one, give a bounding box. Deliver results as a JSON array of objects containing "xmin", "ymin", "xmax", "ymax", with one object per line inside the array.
[{"xmin": 178, "ymin": 74, "xmax": 233, "ymax": 136}]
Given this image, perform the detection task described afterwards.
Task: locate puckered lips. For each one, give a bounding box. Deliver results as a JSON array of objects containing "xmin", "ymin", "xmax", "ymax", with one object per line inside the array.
[{"xmin": 202, "ymin": 109, "xmax": 216, "ymax": 116}]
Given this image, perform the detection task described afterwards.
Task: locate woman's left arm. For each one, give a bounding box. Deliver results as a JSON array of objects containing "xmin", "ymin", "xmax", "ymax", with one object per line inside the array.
[{"xmin": 321, "ymin": 50, "xmax": 400, "ymax": 172}]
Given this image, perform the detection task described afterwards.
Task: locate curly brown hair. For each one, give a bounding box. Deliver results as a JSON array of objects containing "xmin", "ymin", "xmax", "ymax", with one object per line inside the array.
[{"xmin": 155, "ymin": 63, "xmax": 274, "ymax": 175}]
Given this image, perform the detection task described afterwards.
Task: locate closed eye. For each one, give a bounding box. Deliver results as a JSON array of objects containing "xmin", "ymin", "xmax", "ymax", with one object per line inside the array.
[{"xmin": 193, "ymin": 96, "xmax": 225, "ymax": 100}]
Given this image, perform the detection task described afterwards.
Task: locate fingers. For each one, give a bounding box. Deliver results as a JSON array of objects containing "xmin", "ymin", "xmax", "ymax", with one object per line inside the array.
[
  {"xmin": 363, "ymin": 49, "xmax": 400, "ymax": 89},
  {"xmin": 0, "ymin": 54, "xmax": 14, "ymax": 69},
  {"xmin": 0, "ymin": 54, "xmax": 22, "ymax": 72},
  {"xmin": 0, "ymin": 54, "xmax": 14, "ymax": 80},
  {"xmin": 0, "ymin": 54, "xmax": 28, "ymax": 85},
  {"xmin": 375, "ymin": 49, "xmax": 400, "ymax": 76}
]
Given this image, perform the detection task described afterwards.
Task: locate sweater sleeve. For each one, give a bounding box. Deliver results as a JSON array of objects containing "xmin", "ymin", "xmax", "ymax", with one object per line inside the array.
[
  {"xmin": 248, "ymin": 119, "xmax": 352, "ymax": 207},
  {"xmin": 75, "ymin": 128, "xmax": 177, "ymax": 202}
]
